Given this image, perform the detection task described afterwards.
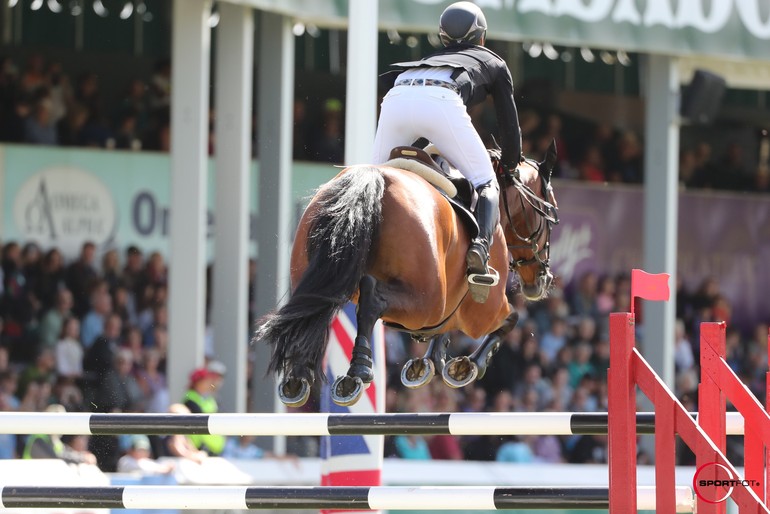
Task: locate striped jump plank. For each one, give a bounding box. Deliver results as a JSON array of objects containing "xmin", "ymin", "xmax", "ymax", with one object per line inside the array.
[
  {"xmin": 0, "ymin": 411, "xmax": 745, "ymax": 436},
  {"xmin": 0, "ymin": 485, "xmax": 694, "ymax": 511}
]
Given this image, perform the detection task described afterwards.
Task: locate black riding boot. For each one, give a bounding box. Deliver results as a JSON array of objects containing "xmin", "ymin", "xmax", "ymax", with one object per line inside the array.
[{"xmin": 466, "ymin": 180, "xmax": 500, "ymax": 303}]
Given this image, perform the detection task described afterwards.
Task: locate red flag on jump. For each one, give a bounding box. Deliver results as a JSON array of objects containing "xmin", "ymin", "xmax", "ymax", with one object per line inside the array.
[{"xmin": 630, "ymin": 269, "xmax": 670, "ymax": 315}]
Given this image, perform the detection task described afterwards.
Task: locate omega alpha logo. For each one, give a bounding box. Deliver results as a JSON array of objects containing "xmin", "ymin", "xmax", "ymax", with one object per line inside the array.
[
  {"xmin": 13, "ymin": 168, "xmax": 117, "ymax": 255},
  {"xmin": 693, "ymin": 462, "xmax": 761, "ymax": 504}
]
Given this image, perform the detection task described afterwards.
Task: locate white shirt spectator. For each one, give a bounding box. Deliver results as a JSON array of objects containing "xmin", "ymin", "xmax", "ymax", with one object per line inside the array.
[
  {"xmin": 117, "ymin": 435, "xmax": 174, "ymax": 474},
  {"xmin": 55, "ymin": 336, "xmax": 83, "ymax": 378},
  {"xmin": 674, "ymin": 335, "xmax": 695, "ymax": 372},
  {"xmin": 673, "ymin": 319, "xmax": 695, "ymax": 372}
]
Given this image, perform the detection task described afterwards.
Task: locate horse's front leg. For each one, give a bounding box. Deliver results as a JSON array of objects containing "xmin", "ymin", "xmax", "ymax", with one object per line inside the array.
[
  {"xmin": 331, "ymin": 274, "xmax": 388, "ymax": 406},
  {"xmin": 401, "ymin": 333, "xmax": 451, "ymax": 389},
  {"xmin": 443, "ymin": 308, "xmax": 518, "ymax": 388}
]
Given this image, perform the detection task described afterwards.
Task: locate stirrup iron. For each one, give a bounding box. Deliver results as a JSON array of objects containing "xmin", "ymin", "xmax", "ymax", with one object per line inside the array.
[
  {"xmin": 467, "ymin": 266, "xmax": 499, "ymax": 303},
  {"xmin": 467, "ymin": 266, "xmax": 499, "ymax": 287}
]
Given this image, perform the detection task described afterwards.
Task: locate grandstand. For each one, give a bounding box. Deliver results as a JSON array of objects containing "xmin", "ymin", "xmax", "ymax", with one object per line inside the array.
[{"xmin": 0, "ymin": 2, "xmax": 769, "ymax": 512}]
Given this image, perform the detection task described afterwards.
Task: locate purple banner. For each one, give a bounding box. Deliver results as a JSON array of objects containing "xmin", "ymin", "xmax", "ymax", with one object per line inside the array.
[{"xmin": 549, "ymin": 181, "xmax": 770, "ymax": 330}]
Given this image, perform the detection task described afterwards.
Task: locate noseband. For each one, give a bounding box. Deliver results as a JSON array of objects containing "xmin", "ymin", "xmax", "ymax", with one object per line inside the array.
[{"xmin": 498, "ymin": 160, "xmax": 560, "ymax": 273}]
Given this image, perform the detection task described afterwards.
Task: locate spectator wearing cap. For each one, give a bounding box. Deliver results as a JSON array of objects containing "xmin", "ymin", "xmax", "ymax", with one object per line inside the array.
[
  {"xmin": 117, "ymin": 435, "xmax": 174, "ymax": 474},
  {"xmin": 183, "ymin": 368, "xmax": 225, "ymax": 456}
]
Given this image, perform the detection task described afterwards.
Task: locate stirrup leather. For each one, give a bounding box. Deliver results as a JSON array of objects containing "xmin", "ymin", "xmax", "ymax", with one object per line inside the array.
[{"xmin": 466, "ymin": 238, "xmax": 497, "ymax": 303}]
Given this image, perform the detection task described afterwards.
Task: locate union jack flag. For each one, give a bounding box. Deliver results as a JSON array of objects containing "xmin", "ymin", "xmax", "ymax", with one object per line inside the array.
[{"xmin": 321, "ymin": 302, "xmax": 386, "ymax": 514}]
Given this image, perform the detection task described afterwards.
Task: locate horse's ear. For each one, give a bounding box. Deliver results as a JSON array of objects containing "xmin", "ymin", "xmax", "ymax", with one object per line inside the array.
[{"xmin": 539, "ymin": 138, "xmax": 557, "ymax": 183}]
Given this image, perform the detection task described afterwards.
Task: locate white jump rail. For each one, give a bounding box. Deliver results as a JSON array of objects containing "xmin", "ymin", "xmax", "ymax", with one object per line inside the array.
[
  {"xmin": 0, "ymin": 411, "xmax": 745, "ymax": 436},
  {"xmin": 0, "ymin": 485, "xmax": 695, "ymax": 512}
]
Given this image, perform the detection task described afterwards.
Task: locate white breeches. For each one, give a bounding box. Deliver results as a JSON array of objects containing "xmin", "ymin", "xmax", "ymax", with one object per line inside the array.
[{"xmin": 372, "ymin": 85, "xmax": 494, "ymax": 188}]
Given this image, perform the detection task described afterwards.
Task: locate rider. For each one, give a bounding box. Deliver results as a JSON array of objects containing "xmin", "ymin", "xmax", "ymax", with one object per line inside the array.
[{"xmin": 371, "ymin": 1, "xmax": 523, "ymax": 302}]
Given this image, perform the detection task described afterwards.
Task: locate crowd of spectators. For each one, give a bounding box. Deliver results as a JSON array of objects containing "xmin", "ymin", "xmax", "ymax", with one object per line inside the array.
[
  {"xmin": 0, "ymin": 48, "xmax": 767, "ymax": 473},
  {"xmin": 2, "ymin": 236, "xmax": 765, "ymax": 470},
  {"xmin": 0, "ymin": 53, "xmax": 170, "ymax": 151},
  {"xmin": 0, "ymin": 237, "xmax": 299, "ymax": 473},
  {"xmin": 471, "ymin": 104, "xmax": 769, "ymax": 193},
  {"xmin": 1, "ymin": 53, "xmax": 768, "ymax": 193},
  {"xmin": 0, "ymin": 240, "xmax": 173, "ymax": 469},
  {"xmin": 0, "ymin": 52, "xmax": 338, "ymax": 161}
]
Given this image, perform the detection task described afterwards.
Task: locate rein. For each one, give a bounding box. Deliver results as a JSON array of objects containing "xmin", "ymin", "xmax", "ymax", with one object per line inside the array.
[{"xmin": 499, "ymin": 160, "xmax": 560, "ymax": 272}]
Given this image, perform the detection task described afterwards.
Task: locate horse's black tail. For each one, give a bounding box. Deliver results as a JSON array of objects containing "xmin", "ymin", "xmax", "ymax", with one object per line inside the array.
[{"xmin": 254, "ymin": 166, "xmax": 385, "ymax": 382}]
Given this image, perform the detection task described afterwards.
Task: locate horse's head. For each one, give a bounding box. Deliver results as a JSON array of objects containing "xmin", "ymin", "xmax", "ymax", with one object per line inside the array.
[{"xmin": 498, "ymin": 140, "xmax": 560, "ymax": 301}]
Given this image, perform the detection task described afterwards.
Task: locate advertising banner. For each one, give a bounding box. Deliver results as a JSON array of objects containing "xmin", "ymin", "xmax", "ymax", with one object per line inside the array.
[
  {"xmin": 0, "ymin": 145, "xmax": 337, "ymax": 259},
  {"xmin": 550, "ymin": 181, "xmax": 770, "ymax": 331},
  {"xmin": 243, "ymin": 0, "xmax": 770, "ymax": 61}
]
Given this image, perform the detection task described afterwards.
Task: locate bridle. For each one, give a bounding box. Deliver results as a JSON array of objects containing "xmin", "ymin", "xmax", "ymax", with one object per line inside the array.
[{"xmin": 497, "ymin": 158, "xmax": 560, "ymax": 274}]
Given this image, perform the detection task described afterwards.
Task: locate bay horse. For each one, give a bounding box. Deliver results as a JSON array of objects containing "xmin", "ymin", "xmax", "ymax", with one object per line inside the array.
[{"xmin": 255, "ymin": 143, "xmax": 559, "ymax": 407}]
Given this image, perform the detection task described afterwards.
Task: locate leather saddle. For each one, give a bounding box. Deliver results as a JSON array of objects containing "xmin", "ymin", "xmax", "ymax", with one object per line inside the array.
[{"xmin": 385, "ymin": 146, "xmax": 479, "ymax": 239}]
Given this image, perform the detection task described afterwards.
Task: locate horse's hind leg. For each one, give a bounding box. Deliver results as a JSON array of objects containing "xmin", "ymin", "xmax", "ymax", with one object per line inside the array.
[
  {"xmin": 401, "ymin": 333, "xmax": 451, "ymax": 389},
  {"xmin": 278, "ymin": 366, "xmax": 315, "ymax": 408},
  {"xmin": 443, "ymin": 308, "xmax": 519, "ymax": 388},
  {"xmin": 331, "ymin": 275, "xmax": 388, "ymax": 406}
]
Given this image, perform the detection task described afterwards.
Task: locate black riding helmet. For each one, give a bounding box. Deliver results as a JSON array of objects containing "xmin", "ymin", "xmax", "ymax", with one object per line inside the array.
[{"xmin": 439, "ymin": 1, "xmax": 487, "ymax": 46}]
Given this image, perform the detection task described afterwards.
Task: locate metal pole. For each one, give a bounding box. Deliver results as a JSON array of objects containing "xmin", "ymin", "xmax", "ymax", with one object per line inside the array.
[
  {"xmin": 343, "ymin": 0, "xmax": 378, "ymax": 165},
  {"xmin": 212, "ymin": 3, "xmax": 254, "ymax": 413},
  {"xmin": 642, "ymin": 54, "xmax": 679, "ymax": 389},
  {"xmin": 167, "ymin": 0, "xmax": 211, "ymax": 405},
  {"xmin": 253, "ymin": 11, "xmax": 294, "ymax": 442}
]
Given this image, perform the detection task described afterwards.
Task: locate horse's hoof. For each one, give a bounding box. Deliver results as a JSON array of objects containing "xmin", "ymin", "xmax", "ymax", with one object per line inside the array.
[
  {"xmin": 331, "ymin": 375, "xmax": 364, "ymax": 406},
  {"xmin": 474, "ymin": 340, "xmax": 501, "ymax": 380},
  {"xmin": 401, "ymin": 358, "xmax": 435, "ymax": 389},
  {"xmin": 277, "ymin": 376, "xmax": 311, "ymax": 408},
  {"xmin": 442, "ymin": 356, "xmax": 479, "ymax": 388}
]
